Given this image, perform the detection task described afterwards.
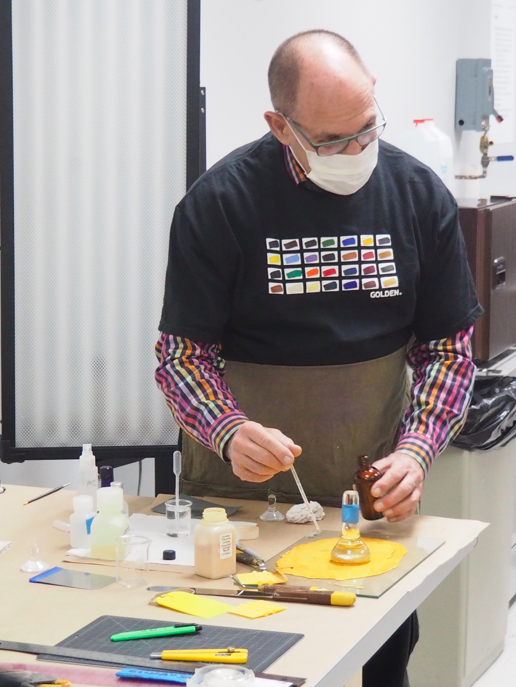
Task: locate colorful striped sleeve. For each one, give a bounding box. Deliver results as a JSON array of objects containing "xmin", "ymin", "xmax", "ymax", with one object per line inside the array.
[
  {"xmin": 396, "ymin": 326, "xmax": 475, "ymax": 474},
  {"xmin": 155, "ymin": 333, "xmax": 248, "ymax": 459}
]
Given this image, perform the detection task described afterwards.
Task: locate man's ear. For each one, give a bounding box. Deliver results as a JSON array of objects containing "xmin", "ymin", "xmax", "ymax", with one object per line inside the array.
[{"xmin": 264, "ymin": 111, "xmax": 290, "ymax": 144}]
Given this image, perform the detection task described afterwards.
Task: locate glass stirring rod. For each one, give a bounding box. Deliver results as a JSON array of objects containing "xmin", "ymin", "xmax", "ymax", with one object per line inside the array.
[{"xmin": 290, "ymin": 465, "xmax": 321, "ymax": 536}]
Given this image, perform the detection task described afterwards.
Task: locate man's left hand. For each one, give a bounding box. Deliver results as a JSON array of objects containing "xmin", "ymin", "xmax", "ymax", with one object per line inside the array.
[{"xmin": 368, "ymin": 452, "xmax": 425, "ymax": 522}]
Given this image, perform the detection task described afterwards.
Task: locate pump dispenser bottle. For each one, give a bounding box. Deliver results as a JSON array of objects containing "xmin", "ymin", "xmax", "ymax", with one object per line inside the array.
[
  {"xmin": 355, "ymin": 454, "xmax": 383, "ymax": 520},
  {"xmin": 330, "ymin": 490, "xmax": 370, "ymax": 564},
  {"xmin": 99, "ymin": 465, "xmax": 114, "ymax": 488},
  {"xmin": 76, "ymin": 443, "xmax": 98, "ymax": 508},
  {"xmin": 194, "ymin": 507, "xmax": 236, "ymax": 579},
  {"xmin": 90, "ymin": 486, "xmax": 129, "ymax": 559}
]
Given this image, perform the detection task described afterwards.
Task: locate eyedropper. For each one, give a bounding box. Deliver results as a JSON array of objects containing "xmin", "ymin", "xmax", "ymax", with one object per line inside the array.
[{"xmin": 173, "ymin": 451, "xmax": 181, "ymax": 517}]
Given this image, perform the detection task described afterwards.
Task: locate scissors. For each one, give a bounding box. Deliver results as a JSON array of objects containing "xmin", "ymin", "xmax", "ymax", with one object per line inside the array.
[{"xmin": 150, "ymin": 647, "xmax": 248, "ymax": 664}]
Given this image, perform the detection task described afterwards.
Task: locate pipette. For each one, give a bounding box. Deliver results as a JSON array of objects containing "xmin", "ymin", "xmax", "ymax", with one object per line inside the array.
[
  {"xmin": 173, "ymin": 451, "xmax": 181, "ymax": 527},
  {"xmin": 290, "ymin": 465, "xmax": 320, "ymax": 536}
]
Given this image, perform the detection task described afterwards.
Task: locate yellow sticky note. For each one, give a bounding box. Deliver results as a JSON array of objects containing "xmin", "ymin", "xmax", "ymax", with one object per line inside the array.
[
  {"xmin": 249, "ymin": 600, "xmax": 286, "ymax": 613},
  {"xmin": 235, "ymin": 571, "xmax": 288, "ymax": 586},
  {"xmin": 230, "ymin": 600, "xmax": 286, "ymax": 619},
  {"xmin": 156, "ymin": 591, "xmax": 232, "ymax": 619}
]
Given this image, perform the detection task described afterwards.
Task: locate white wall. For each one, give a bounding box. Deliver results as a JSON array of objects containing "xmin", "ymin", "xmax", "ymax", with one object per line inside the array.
[
  {"xmin": 4, "ymin": 0, "xmax": 516, "ymax": 495},
  {"xmin": 201, "ymin": 0, "xmax": 516, "ymax": 197}
]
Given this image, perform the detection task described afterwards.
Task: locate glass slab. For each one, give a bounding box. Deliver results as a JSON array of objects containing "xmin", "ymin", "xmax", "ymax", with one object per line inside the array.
[{"xmin": 265, "ymin": 529, "xmax": 445, "ymax": 598}]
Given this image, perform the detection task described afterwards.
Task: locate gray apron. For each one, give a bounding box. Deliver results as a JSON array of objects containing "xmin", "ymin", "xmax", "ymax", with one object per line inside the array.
[{"xmin": 181, "ymin": 346, "xmax": 409, "ymax": 508}]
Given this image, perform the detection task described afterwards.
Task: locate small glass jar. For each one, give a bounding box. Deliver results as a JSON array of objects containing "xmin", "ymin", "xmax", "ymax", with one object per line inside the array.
[{"xmin": 330, "ymin": 490, "xmax": 370, "ymax": 564}]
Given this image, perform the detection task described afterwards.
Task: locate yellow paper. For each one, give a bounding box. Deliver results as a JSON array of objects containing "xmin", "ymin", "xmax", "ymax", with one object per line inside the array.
[
  {"xmin": 276, "ymin": 537, "xmax": 407, "ymax": 581},
  {"xmin": 156, "ymin": 591, "xmax": 233, "ymax": 619},
  {"xmin": 230, "ymin": 600, "xmax": 286, "ymax": 619},
  {"xmin": 235, "ymin": 571, "xmax": 288, "ymax": 586}
]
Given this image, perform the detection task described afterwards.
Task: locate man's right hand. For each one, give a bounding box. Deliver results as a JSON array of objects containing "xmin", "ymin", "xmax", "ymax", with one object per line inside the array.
[{"xmin": 225, "ymin": 421, "xmax": 302, "ymax": 482}]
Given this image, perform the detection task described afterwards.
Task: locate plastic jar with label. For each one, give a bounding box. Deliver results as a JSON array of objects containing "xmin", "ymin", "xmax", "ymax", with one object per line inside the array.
[{"xmin": 194, "ymin": 507, "xmax": 236, "ymax": 579}]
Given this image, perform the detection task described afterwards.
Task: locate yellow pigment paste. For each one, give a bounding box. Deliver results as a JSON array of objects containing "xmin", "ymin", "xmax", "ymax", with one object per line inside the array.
[{"xmin": 276, "ymin": 537, "xmax": 407, "ymax": 580}]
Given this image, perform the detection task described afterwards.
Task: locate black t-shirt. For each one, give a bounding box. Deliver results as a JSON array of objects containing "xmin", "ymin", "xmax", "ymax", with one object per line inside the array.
[{"xmin": 159, "ymin": 134, "xmax": 482, "ymax": 365}]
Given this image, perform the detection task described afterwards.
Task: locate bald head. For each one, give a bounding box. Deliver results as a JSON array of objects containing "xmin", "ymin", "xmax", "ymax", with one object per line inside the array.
[{"xmin": 268, "ymin": 30, "xmax": 371, "ymax": 118}]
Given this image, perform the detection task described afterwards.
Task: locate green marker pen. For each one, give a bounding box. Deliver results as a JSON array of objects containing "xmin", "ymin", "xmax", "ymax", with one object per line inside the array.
[{"xmin": 110, "ymin": 625, "xmax": 199, "ymax": 641}]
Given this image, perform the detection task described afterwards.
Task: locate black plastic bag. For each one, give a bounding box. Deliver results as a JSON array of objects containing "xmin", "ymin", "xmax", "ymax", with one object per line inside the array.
[{"xmin": 451, "ymin": 376, "xmax": 516, "ymax": 451}]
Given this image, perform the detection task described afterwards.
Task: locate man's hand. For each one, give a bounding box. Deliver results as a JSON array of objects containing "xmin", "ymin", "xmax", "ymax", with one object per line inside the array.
[
  {"xmin": 226, "ymin": 421, "xmax": 302, "ymax": 482},
  {"xmin": 369, "ymin": 452, "xmax": 425, "ymax": 522}
]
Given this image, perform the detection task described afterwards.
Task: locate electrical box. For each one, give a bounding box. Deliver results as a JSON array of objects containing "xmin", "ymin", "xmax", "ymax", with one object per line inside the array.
[{"xmin": 455, "ymin": 58, "xmax": 496, "ymax": 131}]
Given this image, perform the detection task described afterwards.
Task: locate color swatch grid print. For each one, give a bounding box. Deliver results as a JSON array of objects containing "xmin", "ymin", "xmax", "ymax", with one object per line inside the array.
[{"xmin": 266, "ymin": 235, "xmax": 399, "ymax": 295}]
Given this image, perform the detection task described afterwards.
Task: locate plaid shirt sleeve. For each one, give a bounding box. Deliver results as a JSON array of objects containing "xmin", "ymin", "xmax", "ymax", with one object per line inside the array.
[
  {"xmin": 156, "ymin": 328, "xmax": 476, "ymax": 472},
  {"xmin": 396, "ymin": 326, "xmax": 475, "ymax": 474},
  {"xmin": 155, "ymin": 333, "xmax": 248, "ymax": 459}
]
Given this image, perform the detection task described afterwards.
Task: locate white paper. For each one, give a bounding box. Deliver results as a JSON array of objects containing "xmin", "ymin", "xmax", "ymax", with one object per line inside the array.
[
  {"xmin": 0, "ymin": 541, "xmax": 11, "ymax": 554},
  {"xmin": 231, "ymin": 521, "xmax": 258, "ymax": 528},
  {"xmin": 128, "ymin": 513, "xmax": 195, "ymax": 566},
  {"xmin": 68, "ymin": 547, "xmax": 91, "ymax": 557},
  {"xmin": 67, "ymin": 514, "xmax": 196, "ymax": 566},
  {"xmin": 491, "ymin": 0, "xmax": 516, "ymax": 143}
]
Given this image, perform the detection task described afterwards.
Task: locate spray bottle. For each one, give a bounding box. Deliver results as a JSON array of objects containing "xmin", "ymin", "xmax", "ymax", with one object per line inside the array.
[{"xmin": 76, "ymin": 443, "xmax": 98, "ymax": 508}]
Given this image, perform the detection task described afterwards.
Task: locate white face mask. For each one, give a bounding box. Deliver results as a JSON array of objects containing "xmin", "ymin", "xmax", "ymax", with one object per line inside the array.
[{"xmin": 288, "ymin": 125, "xmax": 379, "ymax": 195}]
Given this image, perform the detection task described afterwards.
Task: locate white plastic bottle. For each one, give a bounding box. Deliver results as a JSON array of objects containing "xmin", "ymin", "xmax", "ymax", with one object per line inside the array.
[
  {"xmin": 69, "ymin": 495, "xmax": 96, "ymax": 549},
  {"xmin": 397, "ymin": 119, "xmax": 455, "ymax": 194},
  {"xmin": 76, "ymin": 443, "xmax": 98, "ymax": 508},
  {"xmin": 90, "ymin": 486, "xmax": 129, "ymax": 560},
  {"xmin": 110, "ymin": 480, "xmax": 129, "ymax": 516},
  {"xmin": 194, "ymin": 507, "xmax": 236, "ymax": 579}
]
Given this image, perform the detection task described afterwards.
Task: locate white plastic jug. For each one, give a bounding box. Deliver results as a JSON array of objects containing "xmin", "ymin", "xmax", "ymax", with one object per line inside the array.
[{"xmin": 397, "ymin": 119, "xmax": 455, "ymax": 194}]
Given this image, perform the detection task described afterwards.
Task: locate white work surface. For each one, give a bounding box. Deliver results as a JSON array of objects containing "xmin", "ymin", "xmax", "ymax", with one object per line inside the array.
[{"xmin": 0, "ymin": 485, "xmax": 487, "ymax": 687}]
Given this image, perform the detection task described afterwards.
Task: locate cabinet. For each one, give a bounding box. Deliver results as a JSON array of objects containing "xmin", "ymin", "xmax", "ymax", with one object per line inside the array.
[
  {"xmin": 410, "ymin": 441, "xmax": 516, "ymax": 687},
  {"xmin": 458, "ymin": 198, "xmax": 516, "ymax": 361}
]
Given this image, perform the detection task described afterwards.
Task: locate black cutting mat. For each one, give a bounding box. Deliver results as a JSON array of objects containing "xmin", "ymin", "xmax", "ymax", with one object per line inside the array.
[{"xmin": 39, "ymin": 615, "xmax": 303, "ymax": 673}]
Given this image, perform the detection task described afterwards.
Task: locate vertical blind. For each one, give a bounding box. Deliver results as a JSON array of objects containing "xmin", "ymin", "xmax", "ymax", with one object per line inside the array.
[{"xmin": 12, "ymin": 0, "xmax": 185, "ymax": 448}]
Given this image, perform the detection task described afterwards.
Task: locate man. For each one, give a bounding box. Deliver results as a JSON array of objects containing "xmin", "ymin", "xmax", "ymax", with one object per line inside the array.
[{"xmin": 156, "ymin": 30, "xmax": 481, "ymax": 687}]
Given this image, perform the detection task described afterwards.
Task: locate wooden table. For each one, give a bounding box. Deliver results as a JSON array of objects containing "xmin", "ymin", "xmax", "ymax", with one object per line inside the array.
[{"xmin": 0, "ymin": 485, "xmax": 487, "ymax": 687}]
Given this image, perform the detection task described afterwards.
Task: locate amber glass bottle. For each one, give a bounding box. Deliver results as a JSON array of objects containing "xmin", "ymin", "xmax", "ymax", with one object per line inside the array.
[{"xmin": 355, "ymin": 454, "xmax": 384, "ymax": 520}]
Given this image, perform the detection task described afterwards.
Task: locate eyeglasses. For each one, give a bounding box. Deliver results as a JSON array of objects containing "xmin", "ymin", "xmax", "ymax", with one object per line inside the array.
[{"xmin": 280, "ymin": 99, "xmax": 387, "ymax": 156}]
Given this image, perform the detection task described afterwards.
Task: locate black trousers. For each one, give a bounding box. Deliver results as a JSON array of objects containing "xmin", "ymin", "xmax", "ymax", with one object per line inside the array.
[{"xmin": 362, "ymin": 612, "xmax": 419, "ymax": 687}]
